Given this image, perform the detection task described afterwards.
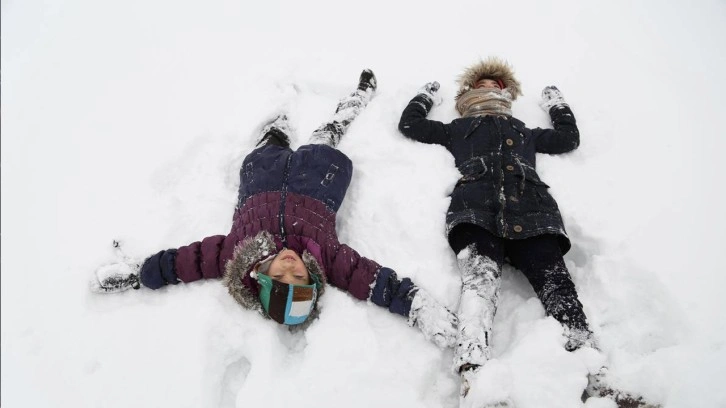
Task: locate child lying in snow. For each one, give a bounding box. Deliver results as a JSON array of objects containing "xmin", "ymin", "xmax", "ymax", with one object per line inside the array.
[
  {"xmin": 90, "ymin": 70, "xmax": 458, "ymax": 348},
  {"xmin": 399, "ymin": 57, "xmax": 659, "ymax": 408},
  {"xmin": 399, "ymin": 55, "xmax": 593, "ymax": 380}
]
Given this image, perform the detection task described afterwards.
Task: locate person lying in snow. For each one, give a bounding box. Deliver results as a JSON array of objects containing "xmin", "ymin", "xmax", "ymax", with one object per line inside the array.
[
  {"xmin": 399, "ymin": 57, "xmax": 658, "ymax": 408},
  {"xmin": 90, "ymin": 69, "xmax": 458, "ymax": 349}
]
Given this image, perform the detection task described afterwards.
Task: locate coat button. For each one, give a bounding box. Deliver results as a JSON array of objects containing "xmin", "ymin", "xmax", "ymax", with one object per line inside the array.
[
  {"xmin": 513, "ymin": 225, "xmax": 523, "ymax": 233},
  {"xmin": 506, "ymin": 139, "xmax": 514, "ymax": 146},
  {"xmin": 506, "ymin": 165, "xmax": 514, "ymax": 171}
]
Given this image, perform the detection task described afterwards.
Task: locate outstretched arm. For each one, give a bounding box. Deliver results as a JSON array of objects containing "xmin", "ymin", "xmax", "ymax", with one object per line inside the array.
[
  {"xmin": 91, "ymin": 233, "xmax": 237, "ymax": 293},
  {"xmin": 533, "ymin": 86, "xmax": 580, "ymax": 154},
  {"xmin": 398, "ymin": 82, "xmax": 452, "ymax": 148},
  {"xmin": 141, "ymin": 234, "xmax": 238, "ymax": 288}
]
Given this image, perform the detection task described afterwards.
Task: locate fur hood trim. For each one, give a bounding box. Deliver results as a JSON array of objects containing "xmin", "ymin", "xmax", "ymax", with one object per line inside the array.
[
  {"xmin": 223, "ymin": 231, "xmax": 327, "ymax": 329},
  {"xmin": 456, "ymin": 57, "xmax": 522, "ymax": 101}
]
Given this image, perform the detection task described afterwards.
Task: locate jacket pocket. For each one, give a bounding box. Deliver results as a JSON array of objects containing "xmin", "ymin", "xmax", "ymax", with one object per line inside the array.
[
  {"xmin": 457, "ymin": 156, "xmax": 489, "ymax": 183},
  {"xmin": 514, "ymin": 165, "xmax": 557, "ymax": 211},
  {"xmin": 243, "ymin": 162, "xmax": 254, "ymax": 180},
  {"xmin": 518, "ymin": 164, "xmax": 549, "ymax": 188},
  {"xmin": 320, "ymin": 164, "xmax": 339, "ymax": 187}
]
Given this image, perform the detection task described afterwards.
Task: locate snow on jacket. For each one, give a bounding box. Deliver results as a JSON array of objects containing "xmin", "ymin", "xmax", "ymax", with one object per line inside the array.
[
  {"xmin": 398, "ymin": 95, "xmax": 579, "ymax": 254},
  {"xmin": 139, "ymin": 144, "xmax": 415, "ymax": 318}
]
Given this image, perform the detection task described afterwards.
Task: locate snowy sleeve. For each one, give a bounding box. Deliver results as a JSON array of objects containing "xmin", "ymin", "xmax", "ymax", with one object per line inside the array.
[
  {"xmin": 532, "ymin": 105, "xmax": 580, "ymax": 154},
  {"xmin": 398, "ymin": 95, "xmax": 451, "ymax": 148},
  {"xmin": 139, "ymin": 234, "xmax": 236, "ymax": 289},
  {"xmin": 322, "ymin": 242, "xmax": 381, "ymax": 300},
  {"xmin": 322, "ymin": 242, "xmax": 415, "ymax": 317}
]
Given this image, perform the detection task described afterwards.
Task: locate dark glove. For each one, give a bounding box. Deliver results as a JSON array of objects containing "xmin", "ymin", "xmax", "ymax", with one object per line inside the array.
[{"xmin": 357, "ymin": 68, "xmax": 377, "ymax": 92}]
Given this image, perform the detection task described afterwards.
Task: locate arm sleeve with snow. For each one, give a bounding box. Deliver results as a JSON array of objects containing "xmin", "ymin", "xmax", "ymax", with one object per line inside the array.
[
  {"xmin": 532, "ymin": 105, "xmax": 580, "ymax": 154},
  {"xmin": 398, "ymin": 95, "xmax": 452, "ymax": 148},
  {"xmin": 139, "ymin": 234, "xmax": 236, "ymax": 289},
  {"xmin": 321, "ymin": 242, "xmax": 415, "ymax": 317}
]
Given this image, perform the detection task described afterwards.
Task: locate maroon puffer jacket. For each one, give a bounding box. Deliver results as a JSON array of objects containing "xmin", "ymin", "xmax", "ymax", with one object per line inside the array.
[{"xmin": 143, "ymin": 190, "xmax": 381, "ymax": 303}]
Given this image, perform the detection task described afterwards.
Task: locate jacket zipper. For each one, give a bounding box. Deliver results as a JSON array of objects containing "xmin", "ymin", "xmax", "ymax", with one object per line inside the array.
[{"xmin": 278, "ymin": 154, "xmax": 293, "ymax": 248}]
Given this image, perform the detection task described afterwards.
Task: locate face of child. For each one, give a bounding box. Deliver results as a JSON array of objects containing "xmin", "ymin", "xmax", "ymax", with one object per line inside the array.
[
  {"xmin": 475, "ymin": 78, "xmax": 502, "ymax": 90},
  {"xmin": 263, "ymin": 249, "xmax": 310, "ymax": 285}
]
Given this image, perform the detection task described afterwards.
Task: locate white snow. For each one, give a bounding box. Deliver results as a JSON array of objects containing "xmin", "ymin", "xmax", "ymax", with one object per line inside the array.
[{"xmin": 2, "ymin": 0, "xmax": 725, "ymax": 407}]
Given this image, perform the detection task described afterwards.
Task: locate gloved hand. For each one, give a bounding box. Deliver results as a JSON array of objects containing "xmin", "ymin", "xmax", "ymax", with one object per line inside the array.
[
  {"xmin": 539, "ymin": 85, "xmax": 569, "ymax": 111},
  {"xmin": 357, "ymin": 68, "xmax": 377, "ymax": 92},
  {"xmin": 90, "ymin": 261, "xmax": 141, "ymax": 293},
  {"xmin": 408, "ymin": 288, "xmax": 459, "ymax": 348},
  {"xmin": 417, "ymin": 81, "xmax": 443, "ymax": 107}
]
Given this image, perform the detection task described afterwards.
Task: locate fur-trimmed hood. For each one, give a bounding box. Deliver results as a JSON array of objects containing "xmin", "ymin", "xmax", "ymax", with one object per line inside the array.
[
  {"xmin": 223, "ymin": 230, "xmax": 327, "ymax": 329},
  {"xmin": 456, "ymin": 57, "xmax": 522, "ymax": 101}
]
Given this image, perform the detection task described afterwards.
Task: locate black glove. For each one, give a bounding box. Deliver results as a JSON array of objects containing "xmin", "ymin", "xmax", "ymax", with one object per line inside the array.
[{"xmin": 357, "ymin": 69, "xmax": 377, "ymax": 92}]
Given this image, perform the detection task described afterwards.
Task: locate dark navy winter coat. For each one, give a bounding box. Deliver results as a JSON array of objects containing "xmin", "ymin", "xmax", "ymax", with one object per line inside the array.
[
  {"xmin": 139, "ymin": 144, "xmax": 415, "ymax": 317},
  {"xmin": 399, "ymin": 95, "xmax": 580, "ymax": 254}
]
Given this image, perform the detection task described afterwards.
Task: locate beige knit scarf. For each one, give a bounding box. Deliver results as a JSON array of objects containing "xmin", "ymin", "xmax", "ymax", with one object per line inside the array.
[{"xmin": 455, "ymin": 88, "xmax": 513, "ymax": 118}]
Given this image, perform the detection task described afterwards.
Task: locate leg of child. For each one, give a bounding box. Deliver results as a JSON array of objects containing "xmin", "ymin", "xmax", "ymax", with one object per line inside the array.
[
  {"xmin": 448, "ymin": 224, "xmax": 506, "ymax": 372},
  {"xmin": 308, "ymin": 69, "xmax": 377, "ymax": 147},
  {"xmin": 507, "ymin": 235, "xmax": 595, "ymax": 350},
  {"xmin": 237, "ymin": 115, "xmax": 295, "ymax": 207}
]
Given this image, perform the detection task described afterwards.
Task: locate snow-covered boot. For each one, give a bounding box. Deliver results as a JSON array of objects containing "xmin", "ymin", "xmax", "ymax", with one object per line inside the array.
[
  {"xmin": 583, "ymin": 367, "xmax": 662, "ymax": 408},
  {"xmin": 256, "ymin": 113, "xmax": 292, "ymax": 148},
  {"xmin": 459, "ymin": 363, "xmax": 514, "ymax": 408},
  {"xmin": 357, "ymin": 68, "xmax": 377, "ymax": 92},
  {"xmin": 564, "ymin": 325, "xmax": 598, "ymax": 351},
  {"xmin": 309, "ymin": 69, "xmax": 376, "ymax": 147},
  {"xmin": 453, "ymin": 245, "xmax": 502, "ymax": 371},
  {"xmin": 460, "ymin": 365, "xmax": 480, "ymax": 400}
]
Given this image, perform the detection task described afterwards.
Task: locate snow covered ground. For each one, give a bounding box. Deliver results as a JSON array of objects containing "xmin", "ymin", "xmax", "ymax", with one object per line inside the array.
[{"xmin": 2, "ymin": 0, "xmax": 725, "ymax": 407}]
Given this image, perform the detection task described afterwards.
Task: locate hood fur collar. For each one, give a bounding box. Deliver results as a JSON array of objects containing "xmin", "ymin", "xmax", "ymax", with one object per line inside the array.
[
  {"xmin": 456, "ymin": 57, "xmax": 522, "ymax": 101},
  {"xmin": 223, "ymin": 231, "xmax": 327, "ymax": 329}
]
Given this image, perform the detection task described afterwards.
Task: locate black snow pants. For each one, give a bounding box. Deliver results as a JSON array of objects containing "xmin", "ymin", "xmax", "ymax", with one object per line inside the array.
[{"xmin": 449, "ymin": 223, "xmax": 589, "ymax": 332}]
